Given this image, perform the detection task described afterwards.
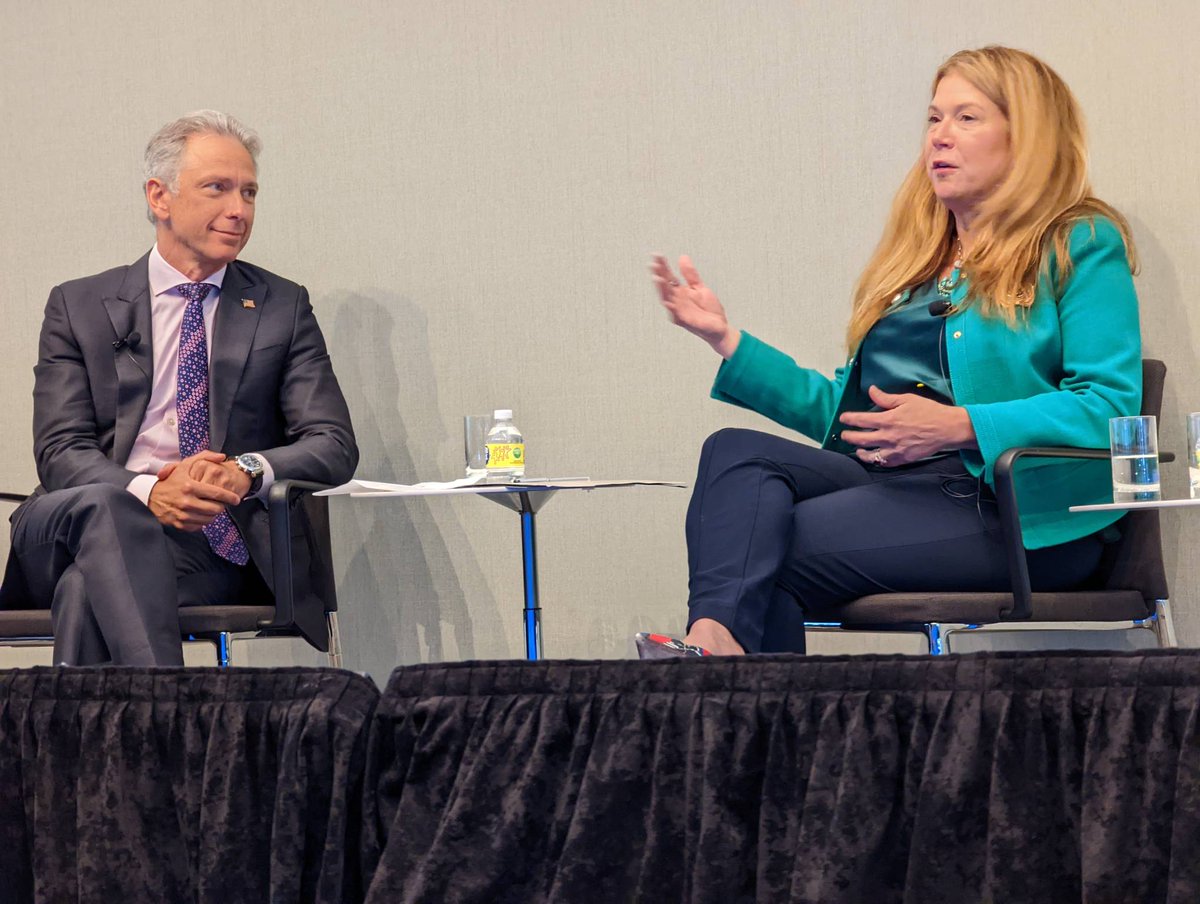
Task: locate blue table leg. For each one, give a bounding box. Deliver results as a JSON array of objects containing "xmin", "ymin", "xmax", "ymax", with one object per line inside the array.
[
  {"xmin": 482, "ymin": 488, "xmax": 555, "ymax": 660},
  {"xmin": 520, "ymin": 503, "xmax": 542, "ymax": 660}
]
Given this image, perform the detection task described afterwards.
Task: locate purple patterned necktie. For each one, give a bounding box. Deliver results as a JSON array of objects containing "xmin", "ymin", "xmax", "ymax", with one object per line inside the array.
[{"xmin": 176, "ymin": 282, "xmax": 249, "ymax": 566}]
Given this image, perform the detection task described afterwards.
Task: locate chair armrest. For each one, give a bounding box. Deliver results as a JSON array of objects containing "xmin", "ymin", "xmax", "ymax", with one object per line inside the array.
[
  {"xmin": 992, "ymin": 447, "xmax": 1174, "ymax": 620},
  {"xmin": 993, "ymin": 448, "xmax": 1106, "ymax": 620},
  {"xmin": 256, "ymin": 479, "xmax": 336, "ymax": 651},
  {"xmin": 0, "ymin": 492, "xmax": 28, "ymax": 504}
]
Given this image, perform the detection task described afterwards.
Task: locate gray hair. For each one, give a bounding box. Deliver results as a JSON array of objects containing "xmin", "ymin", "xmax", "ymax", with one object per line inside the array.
[{"xmin": 143, "ymin": 110, "xmax": 262, "ymax": 222}]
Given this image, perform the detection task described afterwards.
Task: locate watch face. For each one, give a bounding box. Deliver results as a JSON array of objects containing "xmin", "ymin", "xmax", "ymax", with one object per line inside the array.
[{"xmin": 237, "ymin": 453, "xmax": 265, "ymax": 477}]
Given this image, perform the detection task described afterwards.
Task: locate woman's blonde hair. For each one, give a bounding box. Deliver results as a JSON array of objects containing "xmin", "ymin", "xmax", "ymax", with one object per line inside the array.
[{"xmin": 845, "ymin": 46, "xmax": 1136, "ymax": 350}]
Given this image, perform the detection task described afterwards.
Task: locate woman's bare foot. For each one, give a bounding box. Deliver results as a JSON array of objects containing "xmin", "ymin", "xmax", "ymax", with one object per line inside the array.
[{"xmin": 685, "ymin": 618, "xmax": 745, "ymax": 656}]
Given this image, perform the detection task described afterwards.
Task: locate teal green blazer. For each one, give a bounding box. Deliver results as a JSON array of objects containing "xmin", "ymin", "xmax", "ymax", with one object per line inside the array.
[{"xmin": 711, "ymin": 216, "xmax": 1142, "ymax": 549}]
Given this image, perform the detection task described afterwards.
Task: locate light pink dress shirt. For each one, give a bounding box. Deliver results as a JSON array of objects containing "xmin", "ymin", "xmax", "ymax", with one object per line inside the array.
[{"xmin": 124, "ymin": 245, "xmax": 273, "ymax": 505}]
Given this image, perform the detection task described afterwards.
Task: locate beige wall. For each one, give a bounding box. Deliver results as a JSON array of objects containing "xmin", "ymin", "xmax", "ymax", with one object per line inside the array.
[{"xmin": 1, "ymin": 1, "xmax": 1196, "ymax": 680}]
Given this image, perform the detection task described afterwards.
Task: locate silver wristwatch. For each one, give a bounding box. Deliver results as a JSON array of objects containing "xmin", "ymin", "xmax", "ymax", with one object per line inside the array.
[{"xmin": 231, "ymin": 452, "xmax": 266, "ymax": 498}]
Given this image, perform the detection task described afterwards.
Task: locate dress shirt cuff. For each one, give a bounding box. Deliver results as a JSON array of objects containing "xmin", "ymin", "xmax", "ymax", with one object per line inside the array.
[
  {"xmin": 252, "ymin": 454, "xmax": 276, "ymax": 504},
  {"xmin": 126, "ymin": 473, "xmax": 158, "ymax": 506}
]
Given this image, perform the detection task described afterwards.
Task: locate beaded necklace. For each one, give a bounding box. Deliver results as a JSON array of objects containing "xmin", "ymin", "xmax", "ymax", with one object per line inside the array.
[{"xmin": 936, "ymin": 239, "xmax": 964, "ymax": 298}]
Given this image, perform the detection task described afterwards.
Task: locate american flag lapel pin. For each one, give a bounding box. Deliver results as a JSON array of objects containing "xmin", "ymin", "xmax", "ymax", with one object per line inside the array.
[{"xmin": 242, "ymin": 298, "xmax": 255, "ymax": 309}]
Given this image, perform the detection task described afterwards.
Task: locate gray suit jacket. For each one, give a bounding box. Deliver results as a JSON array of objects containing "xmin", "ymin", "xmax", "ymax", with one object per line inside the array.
[{"xmin": 10, "ymin": 251, "xmax": 358, "ymax": 597}]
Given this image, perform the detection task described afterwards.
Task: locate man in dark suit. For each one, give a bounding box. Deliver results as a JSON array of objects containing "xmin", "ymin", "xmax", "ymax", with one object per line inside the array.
[{"xmin": 0, "ymin": 111, "xmax": 358, "ymax": 665}]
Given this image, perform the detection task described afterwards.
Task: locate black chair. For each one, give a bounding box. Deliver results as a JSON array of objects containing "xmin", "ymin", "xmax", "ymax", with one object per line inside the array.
[
  {"xmin": 0, "ymin": 480, "xmax": 343, "ymax": 667},
  {"xmin": 804, "ymin": 359, "xmax": 1175, "ymax": 654}
]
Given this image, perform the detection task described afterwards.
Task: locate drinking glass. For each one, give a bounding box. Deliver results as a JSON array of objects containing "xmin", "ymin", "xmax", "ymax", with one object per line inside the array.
[
  {"xmin": 1109, "ymin": 415, "xmax": 1161, "ymax": 503},
  {"xmin": 1188, "ymin": 412, "xmax": 1200, "ymax": 499},
  {"xmin": 464, "ymin": 415, "xmax": 492, "ymax": 478}
]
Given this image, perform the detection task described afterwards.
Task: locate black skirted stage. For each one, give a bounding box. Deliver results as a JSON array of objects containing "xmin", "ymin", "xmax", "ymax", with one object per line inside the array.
[{"xmin": 3, "ymin": 650, "xmax": 1200, "ymax": 903}]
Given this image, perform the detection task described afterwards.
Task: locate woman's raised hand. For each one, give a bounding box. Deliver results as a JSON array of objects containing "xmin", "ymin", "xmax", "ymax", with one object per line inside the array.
[{"xmin": 650, "ymin": 254, "xmax": 740, "ymax": 359}]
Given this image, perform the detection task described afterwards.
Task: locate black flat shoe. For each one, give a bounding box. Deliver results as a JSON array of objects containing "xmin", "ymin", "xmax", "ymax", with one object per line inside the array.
[{"xmin": 635, "ymin": 632, "xmax": 712, "ymax": 660}]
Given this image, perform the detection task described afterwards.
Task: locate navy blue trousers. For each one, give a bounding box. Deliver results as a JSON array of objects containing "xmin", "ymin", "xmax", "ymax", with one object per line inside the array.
[{"xmin": 685, "ymin": 429, "xmax": 1103, "ymax": 653}]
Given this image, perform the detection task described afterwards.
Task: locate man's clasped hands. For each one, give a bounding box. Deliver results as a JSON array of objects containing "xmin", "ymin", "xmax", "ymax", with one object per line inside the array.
[{"xmin": 148, "ymin": 451, "xmax": 253, "ymax": 530}]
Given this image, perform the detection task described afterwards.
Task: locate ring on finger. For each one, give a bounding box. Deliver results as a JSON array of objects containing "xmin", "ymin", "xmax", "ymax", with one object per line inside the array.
[{"xmin": 873, "ymin": 450, "xmax": 886, "ymax": 465}]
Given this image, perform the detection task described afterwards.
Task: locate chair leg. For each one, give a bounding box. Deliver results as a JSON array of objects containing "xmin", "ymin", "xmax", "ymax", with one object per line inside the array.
[
  {"xmin": 216, "ymin": 632, "xmax": 233, "ymax": 667},
  {"xmin": 1153, "ymin": 599, "xmax": 1178, "ymax": 648},
  {"xmin": 326, "ymin": 611, "xmax": 343, "ymax": 669},
  {"xmin": 925, "ymin": 623, "xmax": 947, "ymax": 655}
]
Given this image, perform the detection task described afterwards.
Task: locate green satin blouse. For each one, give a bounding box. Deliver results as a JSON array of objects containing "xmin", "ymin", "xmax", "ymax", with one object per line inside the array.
[{"xmin": 857, "ymin": 280, "xmax": 954, "ymax": 408}]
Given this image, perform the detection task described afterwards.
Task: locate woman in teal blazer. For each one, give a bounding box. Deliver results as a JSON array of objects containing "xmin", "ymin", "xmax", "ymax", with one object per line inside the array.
[{"xmin": 639, "ymin": 46, "xmax": 1142, "ymax": 659}]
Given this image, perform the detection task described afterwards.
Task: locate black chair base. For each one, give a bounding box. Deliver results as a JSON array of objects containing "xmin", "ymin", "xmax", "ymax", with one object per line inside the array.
[{"xmin": 0, "ymin": 606, "xmax": 344, "ymax": 668}]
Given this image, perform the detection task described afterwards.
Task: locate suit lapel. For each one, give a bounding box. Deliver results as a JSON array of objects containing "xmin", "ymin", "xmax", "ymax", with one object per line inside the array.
[
  {"xmin": 209, "ymin": 262, "xmax": 265, "ymax": 452},
  {"xmin": 105, "ymin": 252, "xmax": 154, "ymax": 465}
]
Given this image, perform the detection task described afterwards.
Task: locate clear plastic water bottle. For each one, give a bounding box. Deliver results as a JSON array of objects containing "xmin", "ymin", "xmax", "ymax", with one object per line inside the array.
[{"xmin": 484, "ymin": 409, "xmax": 525, "ymax": 482}]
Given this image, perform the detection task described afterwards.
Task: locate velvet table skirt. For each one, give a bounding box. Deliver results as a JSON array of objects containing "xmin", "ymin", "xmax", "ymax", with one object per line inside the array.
[
  {"xmin": 5, "ymin": 651, "xmax": 1200, "ymax": 903},
  {"xmin": 363, "ymin": 651, "xmax": 1200, "ymax": 904},
  {"xmin": 0, "ymin": 667, "xmax": 378, "ymax": 904}
]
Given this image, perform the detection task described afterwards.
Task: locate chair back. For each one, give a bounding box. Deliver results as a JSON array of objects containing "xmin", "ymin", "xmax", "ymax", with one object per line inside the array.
[{"xmin": 1095, "ymin": 359, "xmax": 1169, "ymax": 602}]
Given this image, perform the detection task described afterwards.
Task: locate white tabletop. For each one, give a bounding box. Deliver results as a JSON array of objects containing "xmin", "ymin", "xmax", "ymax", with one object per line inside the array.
[
  {"xmin": 316, "ymin": 477, "xmax": 686, "ymax": 498},
  {"xmin": 1069, "ymin": 497, "xmax": 1200, "ymax": 512}
]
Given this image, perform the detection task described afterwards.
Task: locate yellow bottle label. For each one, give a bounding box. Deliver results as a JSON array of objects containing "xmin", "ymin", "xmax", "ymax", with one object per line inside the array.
[{"xmin": 485, "ymin": 443, "xmax": 525, "ymax": 469}]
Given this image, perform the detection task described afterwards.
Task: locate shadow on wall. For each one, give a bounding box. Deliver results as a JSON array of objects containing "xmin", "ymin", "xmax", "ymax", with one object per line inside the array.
[
  {"xmin": 1126, "ymin": 216, "xmax": 1197, "ymax": 614},
  {"xmin": 321, "ymin": 292, "xmax": 500, "ymax": 673}
]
